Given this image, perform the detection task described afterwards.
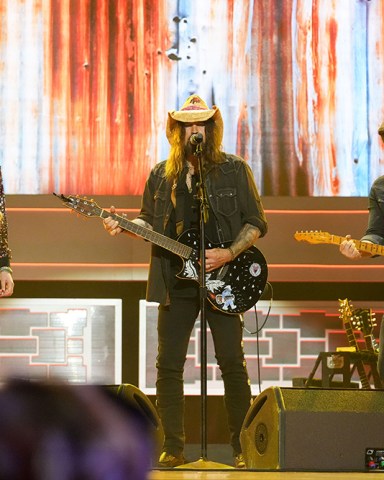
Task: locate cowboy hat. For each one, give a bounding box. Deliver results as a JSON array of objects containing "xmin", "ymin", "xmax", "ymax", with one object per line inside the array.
[
  {"xmin": 166, "ymin": 95, "xmax": 223, "ymax": 144},
  {"xmin": 378, "ymin": 121, "xmax": 384, "ymax": 137}
]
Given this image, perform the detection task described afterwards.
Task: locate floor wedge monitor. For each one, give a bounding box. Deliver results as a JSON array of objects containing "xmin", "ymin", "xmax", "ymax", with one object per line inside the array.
[
  {"xmin": 240, "ymin": 386, "xmax": 384, "ymax": 471},
  {"xmin": 105, "ymin": 384, "xmax": 164, "ymax": 463}
]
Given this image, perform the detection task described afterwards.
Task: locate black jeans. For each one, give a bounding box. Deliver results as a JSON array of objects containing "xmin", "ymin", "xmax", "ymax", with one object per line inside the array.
[{"xmin": 156, "ymin": 297, "xmax": 252, "ymax": 456}]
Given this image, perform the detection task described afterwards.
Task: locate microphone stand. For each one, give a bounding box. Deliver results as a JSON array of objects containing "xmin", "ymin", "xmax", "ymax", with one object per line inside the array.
[{"xmin": 178, "ymin": 141, "xmax": 233, "ymax": 470}]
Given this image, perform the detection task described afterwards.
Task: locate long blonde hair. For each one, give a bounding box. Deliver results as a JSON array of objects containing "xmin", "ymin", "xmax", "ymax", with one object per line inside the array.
[{"xmin": 165, "ymin": 120, "xmax": 224, "ymax": 182}]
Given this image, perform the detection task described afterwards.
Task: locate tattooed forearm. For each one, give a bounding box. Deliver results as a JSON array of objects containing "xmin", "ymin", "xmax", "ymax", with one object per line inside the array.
[{"xmin": 228, "ymin": 224, "xmax": 261, "ymax": 258}]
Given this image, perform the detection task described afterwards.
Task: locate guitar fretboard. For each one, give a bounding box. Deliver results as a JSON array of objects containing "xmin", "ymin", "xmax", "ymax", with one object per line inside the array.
[
  {"xmin": 327, "ymin": 235, "xmax": 384, "ymax": 256},
  {"xmin": 339, "ymin": 299, "xmax": 371, "ymax": 389},
  {"xmin": 99, "ymin": 210, "xmax": 193, "ymax": 260}
]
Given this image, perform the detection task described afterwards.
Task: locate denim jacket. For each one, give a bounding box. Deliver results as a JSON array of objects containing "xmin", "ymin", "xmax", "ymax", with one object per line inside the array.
[
  {"xmin": 361, "ymin": 175, "xmax": 384, "ymax": 246},
  {"xmin": 137, "ymin": 153, "xmax": 268, "ymax": 305}
]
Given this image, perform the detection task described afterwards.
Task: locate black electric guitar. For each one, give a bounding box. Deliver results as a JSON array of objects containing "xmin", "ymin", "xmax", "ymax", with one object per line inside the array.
[
  {"xmin": 351, "ymin": 306, "xmax": 382, "ymax": 389},
  {"xmin": 54, "ymin": 193, "xmax": 268, "ymax": 315},
  {"xmin": 352, "ymin": 307, "xmax": 379, "ymax": 355},
  {"xmin": 338, "ymin": 298, "xmax": 371, "ymax": 389}
]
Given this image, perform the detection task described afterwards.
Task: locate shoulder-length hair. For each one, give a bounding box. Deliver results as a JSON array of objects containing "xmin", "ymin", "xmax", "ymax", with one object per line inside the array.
[{"xmin": 165, "ymin": 120, "xmax": 224, "ymax": 182}]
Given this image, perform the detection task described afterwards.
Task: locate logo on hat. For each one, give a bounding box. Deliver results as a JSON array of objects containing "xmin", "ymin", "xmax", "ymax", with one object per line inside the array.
[{"xmin": 166, "ymin": 94, "xmax": 223, "ymax": 144}]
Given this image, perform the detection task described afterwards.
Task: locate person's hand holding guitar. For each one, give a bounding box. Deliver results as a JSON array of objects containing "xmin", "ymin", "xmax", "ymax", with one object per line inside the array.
[{"xmin": 339, "ymin": 235, "xmax": 373, "ymax": 259}]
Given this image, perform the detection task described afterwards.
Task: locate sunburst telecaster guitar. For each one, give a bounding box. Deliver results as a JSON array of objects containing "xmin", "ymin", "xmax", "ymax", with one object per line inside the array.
[
  {"xmin": 53, "ymin": 193, "xmax": 268, "ymax": 315},
  {"xmin": 294, "ymin": 231, "xmax": 384, "ymax": 256}
]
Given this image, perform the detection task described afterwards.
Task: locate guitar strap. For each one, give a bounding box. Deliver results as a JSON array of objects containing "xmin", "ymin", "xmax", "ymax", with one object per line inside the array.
[
  {"xmin": 213, "ymin": 214, "xmax": 225, "ymax": 243},
  {"xmin": 172, "ymin": 171, "xmax": 189, "ymax": 237}
]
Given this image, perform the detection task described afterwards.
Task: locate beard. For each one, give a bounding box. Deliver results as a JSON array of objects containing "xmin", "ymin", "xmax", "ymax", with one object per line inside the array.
[{"xmin": 184, "ymin": 138, "xmax": 205, "ymax": 158}]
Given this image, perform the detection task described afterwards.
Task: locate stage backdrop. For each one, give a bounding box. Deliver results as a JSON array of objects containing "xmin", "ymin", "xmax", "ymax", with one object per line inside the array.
[{"xmin": 0, "ymin": 0, "xmax": 383, "ymax": 197}]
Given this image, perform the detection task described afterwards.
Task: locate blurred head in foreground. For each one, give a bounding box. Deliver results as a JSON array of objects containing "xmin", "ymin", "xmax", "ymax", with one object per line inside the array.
[{"xmin": 0, "ymin": 378, "xmax": 153, "ymax": 480}]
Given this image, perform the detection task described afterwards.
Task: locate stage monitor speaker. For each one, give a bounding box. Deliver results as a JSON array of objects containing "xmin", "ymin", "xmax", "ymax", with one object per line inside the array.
[
  {"xmin": 240, "ymin": 386, "xmax": 384, "ymax": 471},
  {"xmin": 104, "ymin": 384, "xmax": 164, "ymax": 462}
]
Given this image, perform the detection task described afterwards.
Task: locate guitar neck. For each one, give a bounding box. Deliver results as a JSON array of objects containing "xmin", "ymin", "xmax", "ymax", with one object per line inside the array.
[
  {"xmin": 328, "ymin": 235, "xmax": 384, "ymax": 256},
  {"xmin": 99, "ymin": 210, "xmax": 193, "ymax": 260},
  {"xmin": 344, "ymin": 322, "xmax": 359, "ymax": 351},
  {"xmin": 353, "ymin": 308, "xmax": 380, "ymax": 355},
  {"xmin": 343, "ymin": 321, "xmax": 371, "ymax": 389},
  {"xmin": 363, "ymin": 335, "xmax": 379, "ymax": 354}
]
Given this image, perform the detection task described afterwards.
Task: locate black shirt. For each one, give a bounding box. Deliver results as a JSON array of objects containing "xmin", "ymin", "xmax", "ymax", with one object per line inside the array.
[{"xmin": 169, "ymin": 175, "xmax": 200, "ymax": 298}]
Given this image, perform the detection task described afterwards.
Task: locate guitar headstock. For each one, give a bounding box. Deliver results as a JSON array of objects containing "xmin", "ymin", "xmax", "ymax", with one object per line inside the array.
[
  {"xmin": 352, "ymin": 308, "xmax": 377, "ymax": 336},
  {"xmin": 53, "ymin": 193, "xmax": 102, "ymax": 218},
  {"xmin": 294, "ymin": 230, "xmax": 333, "ymax": 244},
  {"xmin": 338, "ymin": 298, "xmax": 353, "ymax": 324}
]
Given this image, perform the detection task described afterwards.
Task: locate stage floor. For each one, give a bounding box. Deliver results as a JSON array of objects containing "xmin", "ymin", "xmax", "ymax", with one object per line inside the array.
[
  {"xmin": 148, "ymin": 444, "xmax": 377, "ymax": 478},
  {"xmin": 149, "ymin": 470, "xmax": 374, "ymax": 480}
]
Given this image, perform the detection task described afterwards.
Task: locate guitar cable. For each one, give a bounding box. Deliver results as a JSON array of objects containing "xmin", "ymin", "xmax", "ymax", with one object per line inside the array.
[
  {"xmin": 242, "ymin": 281, "xmax": 273, "ymax": 335},
  {"xmin": 241, "ymin": 281, "xmax": 273, "ymax": 394}
]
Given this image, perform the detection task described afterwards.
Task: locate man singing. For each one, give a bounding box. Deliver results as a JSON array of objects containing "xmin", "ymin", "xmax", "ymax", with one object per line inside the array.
[{"xmin": 103, "ymin": 94, "xmax": 268, "ymax": 468}]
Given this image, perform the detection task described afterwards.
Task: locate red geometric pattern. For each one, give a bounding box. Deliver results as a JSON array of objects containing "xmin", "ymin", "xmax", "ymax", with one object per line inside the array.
[
  {"xmin": 140, "ymin": 301, "xmax": 383, "ymax": 394},
  {"xmin": 0, "ymin": 299, "xmax": 121, "ymax": 384}
]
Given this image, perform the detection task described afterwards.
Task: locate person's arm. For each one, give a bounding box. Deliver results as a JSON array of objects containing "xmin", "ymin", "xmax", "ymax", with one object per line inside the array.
[
  {"xmin": 361, "ymin": 179, "xmax": 384, "ymax": 246},
  {"xmin": 0, "ymin": 169, "xmax": 13, "ymax": 297},
  {"xmin": 205, "ymin": 223, "xmax": 261, "ymax": 271},
  {"xmin": 340, "ymin": 178, "xmax": 384, "ymax": 260},
  {"xmin": 225, "ymin": 223, "xmax": 262, "ymax": 260},
  {"xmin": 205, "ymin": 160, "xmax": 266, "ymax": 272},
  {"xmin": 0, "ymin": 268, "xmax": 14, "ymax": 297},
  {"xmin": 237, "ymin": 161, "xmax": 268, "ymax": 237}
]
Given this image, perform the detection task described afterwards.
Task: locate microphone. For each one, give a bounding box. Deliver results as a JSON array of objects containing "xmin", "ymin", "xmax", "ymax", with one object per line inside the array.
[{"xmin": 189, "ymin": 133, "xmax": 203, "ymax": 145}]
